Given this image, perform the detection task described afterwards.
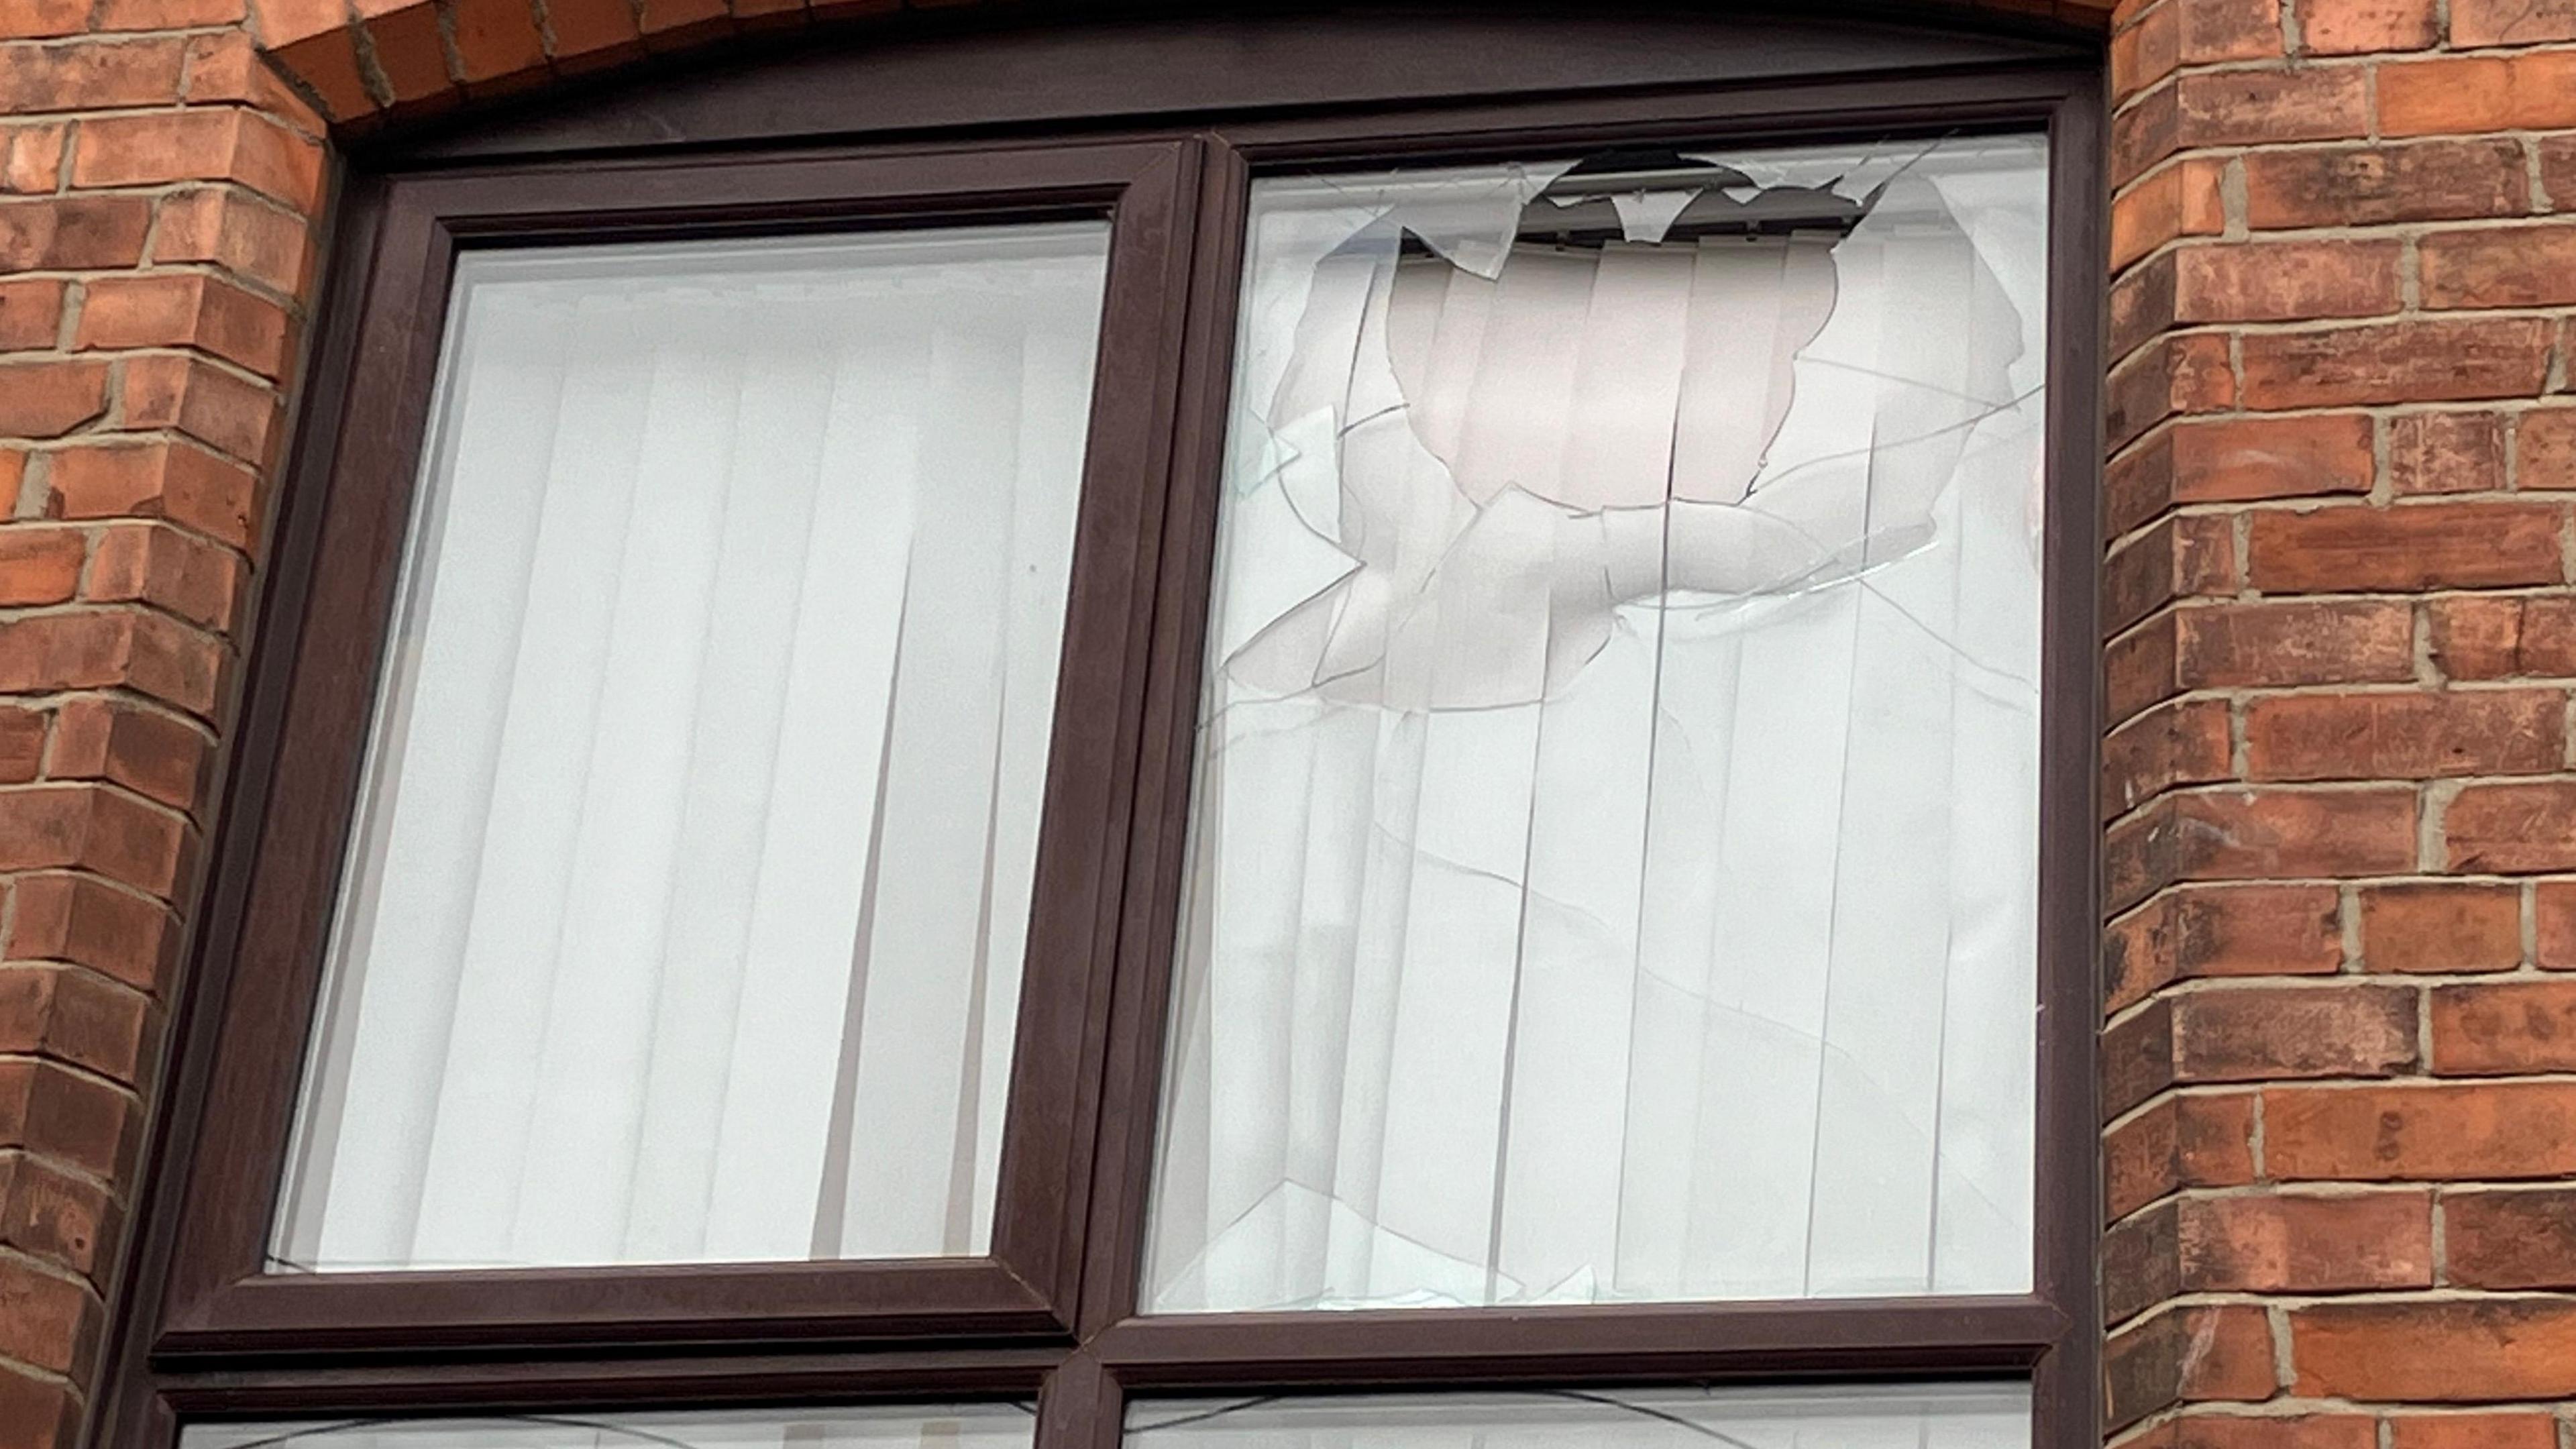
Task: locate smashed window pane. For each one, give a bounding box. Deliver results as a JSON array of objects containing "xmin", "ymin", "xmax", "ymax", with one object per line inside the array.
[
  {"xmin": 1145, "ymin": 136, "xmax": 2049, "ymax": 1312},
  {"xmin": 1125, "ymin": 1384, "xmax": 2030, "ymax": 1449},
  {"xmin": 181, "ymin": 1404, "xmax": 1037, "ymax": 1449}
]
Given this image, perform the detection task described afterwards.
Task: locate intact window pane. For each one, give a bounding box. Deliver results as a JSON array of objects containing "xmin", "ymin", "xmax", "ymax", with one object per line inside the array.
[
  {"xmin": 1146, "ymin": 136, "xmax": 2049, "ymax": 1311},
  {"xmin": 181, "ymin": 1403, "xmax": 1037, "ymax": 1449},
  {"xmin": 1125, "ymin": 1385, "xmax": 2030, "ymax": 1449},
  {"xmin": 274, "ymin": 223, "xmax": 1110, "ymax": 1272}
]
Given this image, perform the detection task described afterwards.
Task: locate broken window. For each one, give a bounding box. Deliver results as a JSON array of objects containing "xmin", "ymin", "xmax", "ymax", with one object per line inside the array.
[{"xmin": 1145, "ymin": 135, "xmax": 2051, "ymax": 1312}]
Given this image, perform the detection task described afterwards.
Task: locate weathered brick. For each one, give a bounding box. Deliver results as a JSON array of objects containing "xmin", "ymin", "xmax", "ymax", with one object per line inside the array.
[
  {"xmin": 0, "ymin": 527, "xmax": 87, "ymax": 608},
  {"xmin": 46, "ymin": 695, "xmax": 210, "ymax": 812},
  {"xmin": 2444, "ymin": 1189, "xmax": 2576, "ymax": 1290},
  {"xmin": 2177, "ymin": 66, "xmax": 2369, "ymax": 146},
  {"xmin": 76, "ymin": 273, "xmax": 292, "ymax": 380},
  {"xmin": 2361, "ymin": 882, "xmax": 2524, "ymax": 973},
  {"xmin": 115, "ymin": 354, "xmax": 279, "ymax": 464},
  {"xmin": 2431, "ymin": 979, "xmax": 2576, "ymax": 1073},
  {"xmin": 2174, "ymin": 239, "xmax": 2400, "ymax": 323},
  {"xmin": 2453, "ymin": 0, "xmax": 2576, "ymax": 42},
  {"xmin": 2428, "ymin": 595, "xmax": 2576, "ymax": 678},
  {"xmin": 0, "ymin": 277, "xmax": 62, "ymax": 351},
  {"xmin": 5, "ymin": 872, "xmax": 175, "ymax": 993},
  {"xmin": 2542, "ymin": 879, "xmax": 2576, "ymax": 968},
  {"xmin": 2107, "ymin": 788, "xmax": 2418, "ymax": 910},
  {"xmin": 2300, "ymin": 0, "xmax": 2438, "ymax": 50},
  {"xmin": 2113, "ymin": 157, "xmax": 2227, "ymax": 271},
  {"xmin": 0, "ymin": 37, "xmax": 185, "ymax": 113},
  {"xmin": 2447, "ymin": 782, "xmax": 2576, "ymax": 873},
  {"xmin": 2265, "ymin": 1081, "xmax": 2576, "ymax": 1180},
  {"xmin": 2109, "ymin": 886, "xmax": 2345, "ymax": 1013},
  {"xmin": 0, "ymin": 360, "xmax": 107, "ymax": 438},
  {"xmin": 84, "ymin": 520, "xmax": 244, "ymax": 631},
  {"xmin": 46, "ymin": 441, "xmax": 258, "ymax": 550},
  {"xmin": 2388, "ymin": 412, "xmax": 2506, "ymax": 495},
  {"xmin": 2246, "ymin": 503, "xmax": 2565, "ymax": 593},
  {"xmin": 70, "ymin": 108, "xmax": 323, "ymax": 211},
  {"xmin": 2243, "ymin": 689, "xmax": 2565, "ymax": 781},
  {"xmin": 0, "ymin": 963, "xmax": 150, "ymax": 1079},
  {"xmin": 2106, "ymin": 697, "xmax": 2234, "ymax": 820},
  {"xmin": 0, "ymin": 196, "xmax": 145, "ymax": 270},
  {"xmin": 2107, "ymin": 1303, "xmax": 2277, "ymax": 1429},
  {"xmin": 2179, "ymin": 1189, "xmax": 2432, "ymax": 1291},
  {"xmin": 2292, "ymin": 1299, "xmax": 2576, "ymax": 1400},
  {"xmin": 2380, "ymin": 52, "xmax": 2576, "ymax": 135},
  {"xmin": 2244, "ymin": 140, "xmax": 2528, "ymax": 229},
  {"xmin": 2174, "ymin": 600, "xmax": 2418, "ymax": 690},
  {"xmin": 2173, "ymin": 983, "xmax": 2418, "ymax": 1082},
  {"xmin": 2107, "ymin": 1091, "xmax": 2261, "ymax": 1219},
  {"xmin": 2422, "ymin": 226, "xmax": 2576, "ymax": 309},
  {"xmin": 2239, "ymin": 320, "xmax": 2553, "ymax": 409}
]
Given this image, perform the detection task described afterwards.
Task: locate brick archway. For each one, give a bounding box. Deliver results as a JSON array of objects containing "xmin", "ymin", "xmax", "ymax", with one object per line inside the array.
[{"xmin": 239, "ymin": 0, "xmax": 2118, "ymax": 127}]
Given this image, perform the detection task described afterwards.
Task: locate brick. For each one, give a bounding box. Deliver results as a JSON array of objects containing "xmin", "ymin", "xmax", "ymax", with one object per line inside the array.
[
  {"xmin": 2388, "ymin": 413, "xmax": 2506, "ymax": 496},
  {"xmin": 2111, "ymin": 251, "xmax": 2176, "ymax": 363},
  {"xmin": 2106, "ymin": 998, "xmax": 2180, "ymax": 1114},
  {"xmin": 2265, "ymin": 1081, "xmax": 2576, "ymax": 1180},
  {"xmin": 2444, "ymin": 1189, "xmax": 2576, "ymax": 1290},
  {"xmin": 97, "ymin": 0, "xmax": 248, "ymax": 25},
  {"xmin": 0, "ymin": 37, "xmax": 186, "ymax": 113},
  {"xmin": 0, "ymin": 1254, "xmax": 95, "ymax": 1377},
  {"xmin": 449, "ymin": 0, "xmax": 547, "ymax": 85},
  {"xmin": 2453, "ymin": 0, "xmax": 2576, "ymax": 42},
  {"xmin": 2180, "ymin": 0, "xmax": 2286, "ymax": 59},
  {"xmin": 2112, "ymin": 157, "xmax": 2226, "ymax": 272},
  {"xmin": 83, "ymin": 522, "xmax": 243, "ymax": 632},
  {"xmin": 2106, "ymin": 1303, "xmax": 2276, "ymax": 1430},
  {"xmin": 0, "ymin": 1149, "xmax": 116, "ymax": 1279},
  {"xmin": 547, "ymin": 0, "xmax": 645, "ymax": 68},
  {"xmin": 2292, "ymin": 1299, "xmax": 2576, "ymax": 1399},
  {"xmin": 2300, "ymin": 0, "xmax": 2438, "ymax": 50},
  {"xmin": 0, "ymin": 1058, "xmax": 135, "ymax": 1180},
  {"xmin": 2104, "ymin": 698, "xmax": 2233, "ymax": 821},
  {"xmin": 2243, "ymin": 689, "xmax": 2564, "ymax": 781},
  {"xmin": 0, "ymin": 784, "xmax": 189, "ymax": 894},
  {"xmin": 5, "ymin": 872, "xmax": 176, "ymax": 992},
  {"xmin": 2107, "ymin": 788, "xmax": 2418, "ymax": 910},
  {"xmin": 0, "ymin": 527, "xmax": 87, "ymax": 607},
  {"xmin": 2179, "ymin": 1189, "xmax": 2432, "ymax": 1291},
  {"xmin": 2362, "ymin": 882, "xmax": 2524, "ymax": 973},
  {"xmin": 2108, "ymin": 515, "xmax": 2237, "ymax": 635},
  {"xmin": 2447, "ymin": 782, "xmax": 2576, "ymax": 873},
  {"xmin": 0, "ymin": 610, "xmax": 222, "ymax": 716},
  {"xmin": 0, "ymin": 361, "xmax": 107, "ymax": 439},
  {"xmin": 2173, "ymin": 1417, "xmax": 2378, "ymax": 1449},
  {"xmin": 2174, "ymin": 239, "xmax": 2400, "ymax": 323},
  {"xmin": 0, "ymin": 120, "xmax": 66, "ymax": 193},
  {"xmin": 0, "ymin": 0, "xmax": 88, "ymax": 40},
  {"xmin": 0, "ymin": 964, "xmax": 150, "ymax": 1079},
  {"xmin": 0, "ymin": 705, "xmax": 41, "ymax": 783},
  {"xmin": 2429, "ymin": 596, "xmax": 2576, "ymax": 679},
  {"xmin": 46, "ymin": 696, "xmax": 209, "ymax": 812},
  {"xmin": 71, "ymin": 109, "xmax": 324, "ymax": 213},
  {"xmin": 2239, "ymin": 320, "xmax": 2553, "ymax": 410},
  {"xmin": 2110, "ymin": 415, "xmax": 2379, "ymax": 535},
  {"xmin": 2179, "ymin": 600, "xmax": 2418, "ymax": 689},
  {"xmin": 2107, "ymin": 1091, "xmax": 2260, "ymax": 1219},
  {"xmin": 76, "ymin": 273, "xmax": 292, "ymax": 380},
  {"xmin": 250, "ymin": 0, "xmax": 349, "ymax": 47},
  {"xmin": 2113, "ymin": 2, "xmax": 2181, "ymax": 101},
  {"xmin": 179, "ymin": 30, "xmax": 322, "ymax": 122},
  {"xmin": 46, "ymin": 441, "xmax": 258, "ymax": 551},
  {"xmin": 2178, "ymin": 66, "xmax": 2368, "ymax": 146},
  {"xmin": 2246, "ymin": 503, "xmax": 2565, "ymax": 593},
  {"xmin": 2245, "ymin": 140, "xmax": 2528, "ymax": 229},
  {"xmin": 2172, "ymin": 983, "xmax": 2418, "ymax": 1081},
  {"xmin": 0, "ymin": 196, "xmax": 148, "ymax": 271},
  {"xmin": 2515, "ymin": 408, "xmax": 2576, "ymax": 489},
  {"xmin": 2543, "ymin": 879, "xmax": 2576, "ymax": 967},
  {"xmin": 117, "ymin": 354, "xmax": 279, "ymax": 465},
  {"xmin": 2109, "ymin": 333, "xmax": 2235, "ymax": 451},
  {"xmin": 260, "ymin": 24, "xmax": 371, "ymax": 123},
  {"xmin": 2422, "ymin": 226, "xmax": 2576, "ymax": 310},
  {"xmin": 0, "ymin": 277, "xmax": 62, "ymax": 350},
  {"xmin": 2431, "ymin": 980, "xmax": 2576, "ymax": 1073},
  {"xmin": 360, "ymin": 0, "xmax": 458, "ymax": 108},
  {"xmin": 148, "ymin": 187, "xmax": 313, "ymax": 296},
  {"xmin": 639, "ymin": 0, "xmax": 731, "ymax": 46},
  {"xmin": 2381, "ymin": 53, "xmax": 2576, "ymax": 136},
  {"xmin": 2386, "ymin": 1418, "xmax": 2556, "ymax": 1449},
  {"xmin": 0, "ymin": 1352, "xmax": 77, "ymax": 1449}
]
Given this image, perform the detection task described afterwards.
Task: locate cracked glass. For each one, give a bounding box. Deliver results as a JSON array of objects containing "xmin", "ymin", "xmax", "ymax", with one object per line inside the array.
[
  {"xmin": 1144, "ymin": 134, "xmax": 2051, "ymax": 1312},
  {"xmin": 179, "ymin": 1405, "xmax": 1039, "ymax": 1449},
  {"xmin": 1125, "ymin": 1384, "xmax": 2031, "ymax": 1449}
]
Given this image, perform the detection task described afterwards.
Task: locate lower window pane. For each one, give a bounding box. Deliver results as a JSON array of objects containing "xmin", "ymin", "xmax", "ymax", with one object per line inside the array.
[
  {"xmin": 1126, "ymin": 1385, "xmax": 2029, "ymax": 1449},
  {"xmin": 274, "ymin": 224, "xmax": 1109, "ymax": 1273},
  {"xmin": 182, "ymin": 1405, "xmax": 1036, "ymax": 1449}
]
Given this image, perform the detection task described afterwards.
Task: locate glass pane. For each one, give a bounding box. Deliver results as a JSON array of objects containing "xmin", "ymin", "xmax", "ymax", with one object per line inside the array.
[
  {"xmin": 1146, "ymin": 135, "xmax": 2049, "ymax": 1311},
  {"xmin": 1125, "ymin": 1385, "xmax": 2029, "ymax": 1449},
  {"xmin": 274, "ymin": 223, "xmax": 1110, "ymax": 1272},
  {"xmin": 182, "ymin": 1404, "xmax": 1036, "ymax": 1449}
]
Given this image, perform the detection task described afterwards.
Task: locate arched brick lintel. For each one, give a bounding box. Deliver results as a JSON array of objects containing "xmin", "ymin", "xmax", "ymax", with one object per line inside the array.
[{"xmin": 242, "ymin": 0, "xmax": 2114, "ymax": 130}]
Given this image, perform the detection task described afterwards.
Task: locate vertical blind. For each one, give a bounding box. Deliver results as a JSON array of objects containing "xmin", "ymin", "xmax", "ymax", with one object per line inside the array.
[
  {"xmin": 274, "ymin": 225, "xmax": 1109, "ymax": 1272},
  {"xmin": 179, "ymin": 1403, "xmax": 1038, "ymax": 1449},
  {"xmin": 1125, "ymin": 1384, "xmax": 2032, "ymax": 1449},
  {"xmin": 1146, "ymin": 137, "xmax": 2051, "ymax": 1311}
]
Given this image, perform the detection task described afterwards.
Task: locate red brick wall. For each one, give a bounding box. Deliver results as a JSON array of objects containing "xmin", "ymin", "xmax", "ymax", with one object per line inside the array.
[
  {"xmin": 2106, "ymin": 0, "xmax": 2576, "ymax": 1438},
  {"xmin": 0, "ymin": 0, "xmax": 323, "ymax": 1442},
  {"xmin": 5, "ymin": 1, "xmax": 2573, "ymax": 1446}
]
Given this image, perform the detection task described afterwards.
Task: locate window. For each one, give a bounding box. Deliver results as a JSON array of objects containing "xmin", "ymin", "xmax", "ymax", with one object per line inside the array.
[{"xmin": 99, "ymin": 14, "xmax": 2101, "ymax": 1449}]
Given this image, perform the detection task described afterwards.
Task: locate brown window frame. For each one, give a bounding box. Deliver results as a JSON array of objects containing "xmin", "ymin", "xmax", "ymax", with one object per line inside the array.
[{"xmin": 98, "ymin": 13, "xmax": 2105, "ymax": 1449}]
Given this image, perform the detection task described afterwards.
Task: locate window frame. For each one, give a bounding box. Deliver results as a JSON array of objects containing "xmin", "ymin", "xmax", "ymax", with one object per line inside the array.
[{"xmin": 98, "ymin": 21, "xmax": 2103, "ymax": 1449}]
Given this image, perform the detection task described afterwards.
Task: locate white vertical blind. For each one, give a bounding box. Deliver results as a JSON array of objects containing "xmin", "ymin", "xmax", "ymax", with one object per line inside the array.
[
  {"xmin": 1125, "ymin": 1383, "xmax": 2031, "ymax": 1449},
  {"xmin": 180, "ymin": 1402, "xmax": 1038, "ymax": 1449},
  {"xmin": 1145, "ymin": 137, "xmax": 2049, "ymax": 1311},
  {"xmin": 274, "ymin": 224, "xmax": 1109, "ymax": 1272}
]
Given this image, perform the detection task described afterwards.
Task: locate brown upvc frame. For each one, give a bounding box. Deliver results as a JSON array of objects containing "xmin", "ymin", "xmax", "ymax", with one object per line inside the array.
[{"xmin": 97, "ymin": 16, "xmax": 2104, "ymax": 1449}]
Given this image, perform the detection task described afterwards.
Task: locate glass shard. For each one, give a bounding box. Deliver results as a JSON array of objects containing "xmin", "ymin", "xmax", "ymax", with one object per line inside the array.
[
  {"xmin": 274, "ymin": 223, "xmax": 1110, "ymax": 1273},
  {"xmin": 1124, "ymin": 1384, "xmax": 2031, "ymax": 1449},
  {"xmin": 1145, "ymin": 135, "xmax": 2049, "ymax": 1312}
]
